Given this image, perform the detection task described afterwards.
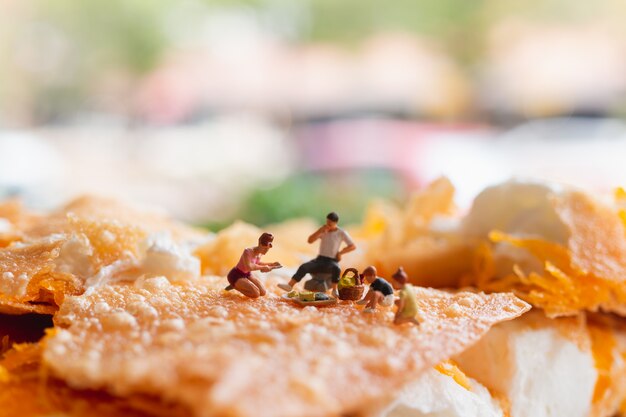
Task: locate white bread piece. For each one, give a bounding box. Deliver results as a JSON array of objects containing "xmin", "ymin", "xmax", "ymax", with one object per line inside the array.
[{"xmin": 379, "ymin": 368, "xmax": 503, "ymax": 417}]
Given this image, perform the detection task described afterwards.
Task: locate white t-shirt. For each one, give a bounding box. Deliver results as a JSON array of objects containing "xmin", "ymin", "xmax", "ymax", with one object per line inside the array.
[{"xmin": 318, "ymin": 228, "xmax": 354, "ymax": 259}]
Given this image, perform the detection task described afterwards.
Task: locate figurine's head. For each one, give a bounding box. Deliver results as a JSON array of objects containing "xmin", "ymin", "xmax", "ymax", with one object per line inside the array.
[
  {"xmin": 362, "ymin": 265, "xmax": 377, "ymax": 283},
  {"xmin": 326, "ymin": 212, "xmax": 339, "ymax": 229},
  {"xmin": 391, "ymin": 266, "xmax": 408, "ymax": 289},
  {"xmin": 257, "ymin": 233, "xmax": 274, "ymax": 254}
]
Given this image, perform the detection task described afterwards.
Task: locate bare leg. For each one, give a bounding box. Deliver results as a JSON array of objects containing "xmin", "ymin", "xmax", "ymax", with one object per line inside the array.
[
  {"xmin": 278, "ymin": 278, "xmax": 298, "ymax": 292},
  {"xmin": 247, "ymin": 275, "xmax": 267, "ymax": 296},
  {"xmin": 366, "ymin": 292, "xmax": 383, "ymax": 310},
  {"xmin": 234, "ymin": 278, "xmax": 261, "ymax": 299}
]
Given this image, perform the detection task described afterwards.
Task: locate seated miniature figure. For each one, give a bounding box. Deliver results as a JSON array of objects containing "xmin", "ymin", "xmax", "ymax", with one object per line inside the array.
[
  {"xmin": 278, "ymin": 212, "xmax": 356, "ymax": 294},
  {"xmin": 225, "ymin": 232, "xmax": 282, "ymax": 298},
  {"xmin": 357, "ymin": 266, "xmax": 395, "ymax": 313},
  {"xmin": 390, "ymin": 267, "xmax": 420, "ymax": 325}
]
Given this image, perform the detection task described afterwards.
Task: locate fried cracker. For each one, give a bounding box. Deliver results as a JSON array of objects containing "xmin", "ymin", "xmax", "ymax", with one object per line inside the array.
[
  {"xmin": 0, "ymin": 343, "xmax": 185, "ymax": 417},
  {"xmin": 356, "ymin": 177, "xmax": 472, "ymax": 287},
  {"xmin": 0, "ymin": 239, "xmax": 71, "ymax": 314},
  {"xmin": 0, "ymin": 299, "xmax": 57, "ymax": 316},
  {"xmin": 474, "ymin": 192, "xmax": 626, "ymax": 317},
  {"xmin": 44, "ymin": 278, "xmax": 529, "ymax": 417},
  {"xmin": 67, "ymin": 214, "xmax": 146, "ymax": 268},
  {"xmin": 554, "ymin": 191, "xmax": 626, "ymax": 281},
  {"xmin": 0, "ymin": 199, "xmax": 43, "ymax": 247},
  {"xmin": 0, "ymin": 196, "xmax": 208, "ymax": 315},
  {"xmin": 26, "ymin": 195, "xmax": 204, "ymax": 242}
]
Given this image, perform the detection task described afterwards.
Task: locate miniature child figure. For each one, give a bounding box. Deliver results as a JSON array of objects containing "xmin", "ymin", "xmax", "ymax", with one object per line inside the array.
[
  {"xmin": 391, "ymin": 267, "xmax": 420, "ymax": 326},
  {"xmin": 357, "ymin": 266, "xmax": 395, "ymax": 313},
  {"xmin": 278, "ymin": 212, "xmax": 356, "ymax": 293},
  {"xmin": 225, "ymin": 232, "xmax": 282, "ymax": 299}
]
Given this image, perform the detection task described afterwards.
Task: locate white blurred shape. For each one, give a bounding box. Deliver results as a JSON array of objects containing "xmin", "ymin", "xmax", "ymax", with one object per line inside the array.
[
  {"xmin": 138, "ymin": 115, "xmax": 293, "ymax": 184},
  {"xmin": 485, "ymin": 22, "xmax": 626, "ymax": 115},
  {"xmin": 379, "ymin": 368, "xmax": 502, "ymax": 417},
  {"xmin": 0, "ymin": 131, "xmax": 64, "ymax": 188}
]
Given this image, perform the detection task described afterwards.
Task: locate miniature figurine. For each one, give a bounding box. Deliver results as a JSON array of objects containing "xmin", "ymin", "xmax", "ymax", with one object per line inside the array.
[
  {"xmin": 278, "ymin": 212, "xmax": 356, "ymax": 293},
  {"xmin": 356, "ymin": 266, "xmax": 395, "ymax": 313},
  {"xmin": 225, "ymin": 232, "xmax": 282, "ymax": 298},
  {"xmin": 391, "ymin": 267, "xmax": 420, "ymax": 325}
]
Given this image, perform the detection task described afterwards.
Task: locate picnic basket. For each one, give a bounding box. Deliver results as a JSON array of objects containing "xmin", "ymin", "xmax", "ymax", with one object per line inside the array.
[{"xmin": 338, "ymin": 268, "xmax": 365, "ymax": 301}]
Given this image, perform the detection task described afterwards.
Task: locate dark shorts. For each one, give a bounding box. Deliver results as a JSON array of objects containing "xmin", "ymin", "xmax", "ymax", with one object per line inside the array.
[
  {"xmin": 292, "ymin": 255, "xmax": 341, "ymax": 283},
  {"xmin": 227, "ymin": 267, "xmax": 251, "ymax": 286}
]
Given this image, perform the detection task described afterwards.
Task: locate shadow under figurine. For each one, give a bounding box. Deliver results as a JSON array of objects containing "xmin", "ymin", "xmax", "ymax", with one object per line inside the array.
[
  {"xmin": 225, "ymin": 232, "xmax": 282, "ymax": 298},
  {"xmin": 278, "ymin": 212, "xmax": 356, "ymax": 294}
]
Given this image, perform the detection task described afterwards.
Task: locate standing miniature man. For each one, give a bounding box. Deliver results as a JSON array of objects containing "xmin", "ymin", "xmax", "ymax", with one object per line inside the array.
[
  {"xmin": 391, "ymin": 267, "xmax": 420, "ymax": 325},
  {"xmin": 357, "ymin": 266, "xmax": 395, "ymax": 313},
  {"xmin": 278, "ymin": 212, "xmax": 356, "ymax": 293},
  {"xmin": 226, "ymin": 232, "xmax": 282, "ymax": 299}
]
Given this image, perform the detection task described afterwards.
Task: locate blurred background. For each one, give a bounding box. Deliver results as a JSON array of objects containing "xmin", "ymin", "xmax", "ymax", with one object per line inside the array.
[{"xmin": 1, "ymin": 0, "xmax": 626, "ymax": 227}]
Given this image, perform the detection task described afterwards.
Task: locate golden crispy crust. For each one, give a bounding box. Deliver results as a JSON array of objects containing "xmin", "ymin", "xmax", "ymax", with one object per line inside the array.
[
  {"xmin": 357, "ymin": 177, "xmax": 472, "ymax": 288},
  {"xmin": 0, "ymin": 238, "xmax": 85, "ymax": 314},
  {"xmin": 0, "ymin": 240, "xmax": 64, "ymax": 298},
  {"xmin": 44, "ymin": 278, "xmax": 529, "ymax": 417},
  {"xmin": 0, "ymin": 343, "xmax": 187, "ymax": 417},
  {"xmin": 554, "ymin": 191, "xmax": 626, "ymax": 281},
  {"xmin": 25, "ymin": 195, "xmax": 204, "ymax": 242},
  {"xmin": 0, "ymin": 196, "xmax": 208, "ymax": 315},
  {"xmin": 0, "ymin": 199, "xmax": 44, "ymax": 247},
  {"xmin": 0, "ymin": 300, "xmax": 56, "ymax": 316}
]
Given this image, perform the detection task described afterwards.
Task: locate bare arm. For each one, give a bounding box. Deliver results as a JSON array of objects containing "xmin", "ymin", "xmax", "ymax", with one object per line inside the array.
[
  {"xmin": 337, "ymin": 243, "xmax": 356, "ymax": 258},
  {"xmin": 307, "ymin": 225, "xmax": 329, "ymax": 244},
  {"xmin": 258, "ymin": 261, "xmax": 282, "ymax": 268},
  {"xmin": 242, "ymin": 250, "xmax": 267, "ymax": 272},
  {"xmin": 336, "ymin": 231, "xmax": 357, "ymax": 261}
]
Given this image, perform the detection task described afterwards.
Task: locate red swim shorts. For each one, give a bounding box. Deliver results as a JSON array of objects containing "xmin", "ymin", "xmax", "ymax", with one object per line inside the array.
[{"xmin": 227, "ymin": 267, "xmax": 251, "ymax": 286}]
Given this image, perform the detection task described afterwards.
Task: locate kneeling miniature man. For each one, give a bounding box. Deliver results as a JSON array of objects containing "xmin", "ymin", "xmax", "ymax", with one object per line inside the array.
[
  {"xmin": 391, "ymin": 267, "xmax": 420, "ymax": 326},
  {"xmin": 226, "ymin": 232, "xmax": 282, "ymax": 299},
  {"xmin": 357, "ymin": 266, "xmax": 395, "ymax": 313}
]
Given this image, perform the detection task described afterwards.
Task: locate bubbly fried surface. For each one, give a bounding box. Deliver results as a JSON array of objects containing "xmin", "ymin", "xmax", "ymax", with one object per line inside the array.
[
  {"xmin": 0, "ymin": 196, "xmax": 207, "ymax": 315},
  {"xmin": 0, "ymin": 240, "xmax": 64, "ymax": 299},
  {"xmin": 25, "ymin": 195, "xmax": 204, "ymax": 242},
  {"xmin": 44, "ymin": 278, "xmax": 529, "ymax": 417},
  {"xmin": 0, "ymin": 240, "xmax": 72, "ymax": 314},
  {"xmin": 555, "ymin": 191, "xmax": 626, "ymax": 281},
  {"xmin": 0, "ymin": 199, "xmax": 42, "ymax": 248},
  {"xmin": 0, "ymin": 343, "xmax": 186, "ymax": 417}
]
